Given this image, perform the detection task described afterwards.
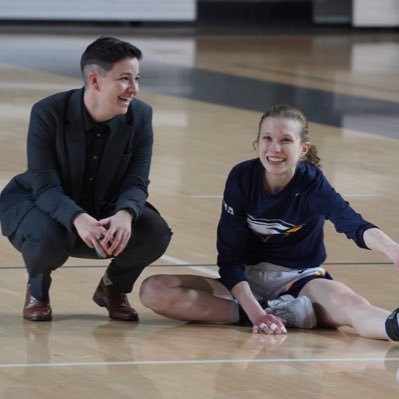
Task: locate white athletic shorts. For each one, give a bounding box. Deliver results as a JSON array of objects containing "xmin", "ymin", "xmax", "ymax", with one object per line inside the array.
[{"xmin": 244, "ymin": 262, "xmax": 330, "ymax": 300}]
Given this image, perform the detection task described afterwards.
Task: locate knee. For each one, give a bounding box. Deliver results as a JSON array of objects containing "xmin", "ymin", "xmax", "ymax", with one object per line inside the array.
[
  {"xmin": 137, "ymin": 212, "xmax": 172, "ymax": 257},
  {"xmin": 148, "ymin": 221, "xmax": 172, "ymax": 258},
  {"xmin": 139, "ymin": 274, "xmax": 176, "ymax": 311},
  {"xmin": 154, "ymin": 226, "xmax": 172, "ymax": 258},
  {"xmin": 22, "ymin": 229, "xmax": 68, "ymax": 272}
]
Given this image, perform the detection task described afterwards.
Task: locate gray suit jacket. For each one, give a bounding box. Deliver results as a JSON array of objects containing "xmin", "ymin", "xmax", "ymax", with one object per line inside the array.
[{"xmin": 0, "ymin": 88, "xmax": 154, "ymax": 237}]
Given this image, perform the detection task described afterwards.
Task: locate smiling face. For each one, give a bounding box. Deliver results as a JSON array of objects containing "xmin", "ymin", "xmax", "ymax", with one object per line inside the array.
[
  {"xmin": 257, "ymin": 116, "xmax": 311, "ymax": 185},
  {"xmin": 85, "ymin": 57, "xmax": 140, "ymax": 121}
]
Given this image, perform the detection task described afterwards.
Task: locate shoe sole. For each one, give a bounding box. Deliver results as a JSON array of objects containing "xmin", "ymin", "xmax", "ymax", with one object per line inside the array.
[
  {"xmin": 23, "ymin": 315, "xmax": 52, "ymax": 322},
  {"xmin": 93, "ymin": 294, "xmax": 106, "ymax": 308},
  {"xmin": 92, "ymin": 294, "xmax": 139, "ymax": 322}
]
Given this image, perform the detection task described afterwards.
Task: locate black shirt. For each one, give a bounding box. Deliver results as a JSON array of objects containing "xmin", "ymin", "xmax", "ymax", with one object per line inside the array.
[{"xmin": 79, "ymin": 105, "xmax": 110, "ymax": 217}]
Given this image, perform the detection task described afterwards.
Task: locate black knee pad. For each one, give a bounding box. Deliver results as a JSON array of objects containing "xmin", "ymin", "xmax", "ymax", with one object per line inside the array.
[{"xmin": 385, "ymin": 308, "xmax": 399, "ymax": 341}]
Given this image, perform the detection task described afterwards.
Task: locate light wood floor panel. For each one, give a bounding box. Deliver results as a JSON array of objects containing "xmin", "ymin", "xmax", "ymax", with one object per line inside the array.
[
  {"xmin": 0, "ymin": 32, "xmax": 399, "ymax": 398},
  {"xmin": 0, "ymin": 265, "xmax": 399, "ymax": 398}
]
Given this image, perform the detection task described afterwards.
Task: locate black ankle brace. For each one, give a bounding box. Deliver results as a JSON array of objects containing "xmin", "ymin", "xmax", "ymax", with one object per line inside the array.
[
  {"xmin": 237, "ymin": 299, "xmax": 269, "ymax": 326},
  {"xmin": 238, "ymin": 304, "xmax": 251, "ymax": 326},
  {"xmin": 385, "ymin": 308, "xmax": 399, "ymax": 341}
]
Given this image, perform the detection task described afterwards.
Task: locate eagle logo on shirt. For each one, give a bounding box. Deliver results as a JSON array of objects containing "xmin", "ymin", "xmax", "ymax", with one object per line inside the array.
[{"xmin": 246, "ymin": 214, "xmax": 303, "ymax": 240}]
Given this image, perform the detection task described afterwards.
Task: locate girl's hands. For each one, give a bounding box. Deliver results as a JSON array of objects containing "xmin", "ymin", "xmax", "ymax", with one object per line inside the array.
[
  {"xmin": 252, "ymin": 313, "xmax": 287, "ymax": 335},
  {"xmin": 231, "ymin": 281, "xmax": 288, "ymax": 335}
]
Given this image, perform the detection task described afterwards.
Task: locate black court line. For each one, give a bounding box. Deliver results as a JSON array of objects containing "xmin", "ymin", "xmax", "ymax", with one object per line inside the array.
[{"xmin": 0, "ymin": 262, "xmax": 393, "ymax": 270}]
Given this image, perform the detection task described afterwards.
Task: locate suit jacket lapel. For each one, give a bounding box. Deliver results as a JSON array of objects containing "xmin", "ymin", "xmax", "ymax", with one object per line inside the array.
[{"xmin": 64, "ymin": 88, "xmax": 85, "ymax": 201}]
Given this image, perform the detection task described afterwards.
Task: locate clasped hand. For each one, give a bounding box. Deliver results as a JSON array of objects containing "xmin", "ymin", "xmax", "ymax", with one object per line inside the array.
[{"xmin": 73, "ymin": 210, "xmax": 133, "ymax": 258}]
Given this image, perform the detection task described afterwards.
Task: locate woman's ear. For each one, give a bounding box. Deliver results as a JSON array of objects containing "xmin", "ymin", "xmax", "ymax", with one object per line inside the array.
[
  {"xmin": 301, "ymin": 142, "xmax": 311, "ymax": 157},
  {"xmin": 87, "ymin": 71, "xmax": 101, "ymax": 91},
  {"xmin": 252, "ymin": 139, "xmax": 258, "ymax": 151}
]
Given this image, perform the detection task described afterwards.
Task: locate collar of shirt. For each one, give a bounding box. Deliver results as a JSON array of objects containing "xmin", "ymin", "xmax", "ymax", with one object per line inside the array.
[{"xmin": 82, "ymin": 101, "xmax": 111, "ymax": 136}]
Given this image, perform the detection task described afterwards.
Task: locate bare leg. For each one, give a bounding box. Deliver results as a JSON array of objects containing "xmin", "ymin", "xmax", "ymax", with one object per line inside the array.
[
  {"xmin": 299, "ymin": 279, "xmax": 390, "ymax": 340},
  {"xmin": 139, "ymin": 274, "xmax": 234, "ymax": 322}
]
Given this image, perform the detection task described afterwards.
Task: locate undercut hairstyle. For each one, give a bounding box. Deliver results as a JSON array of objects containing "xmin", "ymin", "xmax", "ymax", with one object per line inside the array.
[
  {"xmin": 255, "ymin": 104, "xmax": 321, "ymax": 169},
  {"xmin": 80, "ymin": 37, "xmax": 142, "ymax": 83}
]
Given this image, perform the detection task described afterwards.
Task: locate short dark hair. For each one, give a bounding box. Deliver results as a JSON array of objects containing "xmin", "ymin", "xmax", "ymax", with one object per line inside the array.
[{"xmin": 80, "ymin": 37, "xmax": 142, "ymax": 75}]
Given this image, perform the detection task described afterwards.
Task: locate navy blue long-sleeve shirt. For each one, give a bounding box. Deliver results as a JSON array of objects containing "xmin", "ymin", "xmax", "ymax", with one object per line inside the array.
[{"xmin": 217, "ymin": 159, "xmax": 376, "ymax": 290}]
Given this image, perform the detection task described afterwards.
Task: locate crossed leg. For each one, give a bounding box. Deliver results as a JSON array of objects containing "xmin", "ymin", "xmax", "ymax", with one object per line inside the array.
[{"xmin": 140, "ymin": 274, "xmax": 234, "ymax": 322}]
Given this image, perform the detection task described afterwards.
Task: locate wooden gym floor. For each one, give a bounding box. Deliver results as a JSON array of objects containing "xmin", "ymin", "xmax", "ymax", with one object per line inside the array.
[{"xmin": 0, "ymin": 30, "xmax": 399, "ymax": 398}]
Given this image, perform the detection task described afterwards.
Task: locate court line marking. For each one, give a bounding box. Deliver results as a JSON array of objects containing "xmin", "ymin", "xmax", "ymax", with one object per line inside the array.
[
  {"xmin": 1, "ymin": 357, "xmax": 398, "ymax": 369},
  {"xmin": 189, "ymin": 194, "xmax": 396, "ymax": 199},
  {"xmin": 0, "ymin": 81, "xmax": 76, "ymax": 91},
  {"xmin": 0, "ymin": 261, "xmax": 393, "ymax": 270},
  {"xmin": 0, "ymin": 288, "xmax": 18, "ymax": 295},
  {"xmin": 161, "ymin": 254, "xmax": 219, "ymax": 277},
  {"xmin": 190, "ymin": 195, "xmax": 222, "ymax": 199}
]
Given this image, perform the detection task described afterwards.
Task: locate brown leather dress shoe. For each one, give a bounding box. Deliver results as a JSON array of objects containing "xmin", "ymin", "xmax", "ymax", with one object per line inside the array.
[
  {"xmin": 93, "ymin": 279, "xmax": 139, "ymax": 321},
  {"xmin": 23, "ymin": 286, "xmax": 52, "ymax": 321}
]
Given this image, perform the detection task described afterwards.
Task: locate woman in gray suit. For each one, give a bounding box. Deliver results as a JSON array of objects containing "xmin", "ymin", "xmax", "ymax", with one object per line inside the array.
[{"xmin": 0, "ymin": 37, "xmax": 172, "ymax": 322}]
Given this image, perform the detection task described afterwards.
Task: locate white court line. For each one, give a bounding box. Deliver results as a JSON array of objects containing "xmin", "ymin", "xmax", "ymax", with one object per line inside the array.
[
  {"xmin": 161, "ymin": 255, "xmax": 219, "ymax": 278},
  {"xmin": 342, "ymin": 194, "xmax": 381, "ymax": 198},
  {"xmin": 190, "ymin": 194, "xmax": 399, "ymax": 199},
  {"xmin": 0, "ymin": 288, "xmax": 18, "ymax": 296},
  {"xmin": 1, "ymin": 357, "xmax": 398, "ymax": 369},
  {"xmin": 0, "ymin": 82, "xmax": 76, "ymax": 91},
  {"xmin": 190, "ymin": 195, "xmax": 222, "ymax": 199}
]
